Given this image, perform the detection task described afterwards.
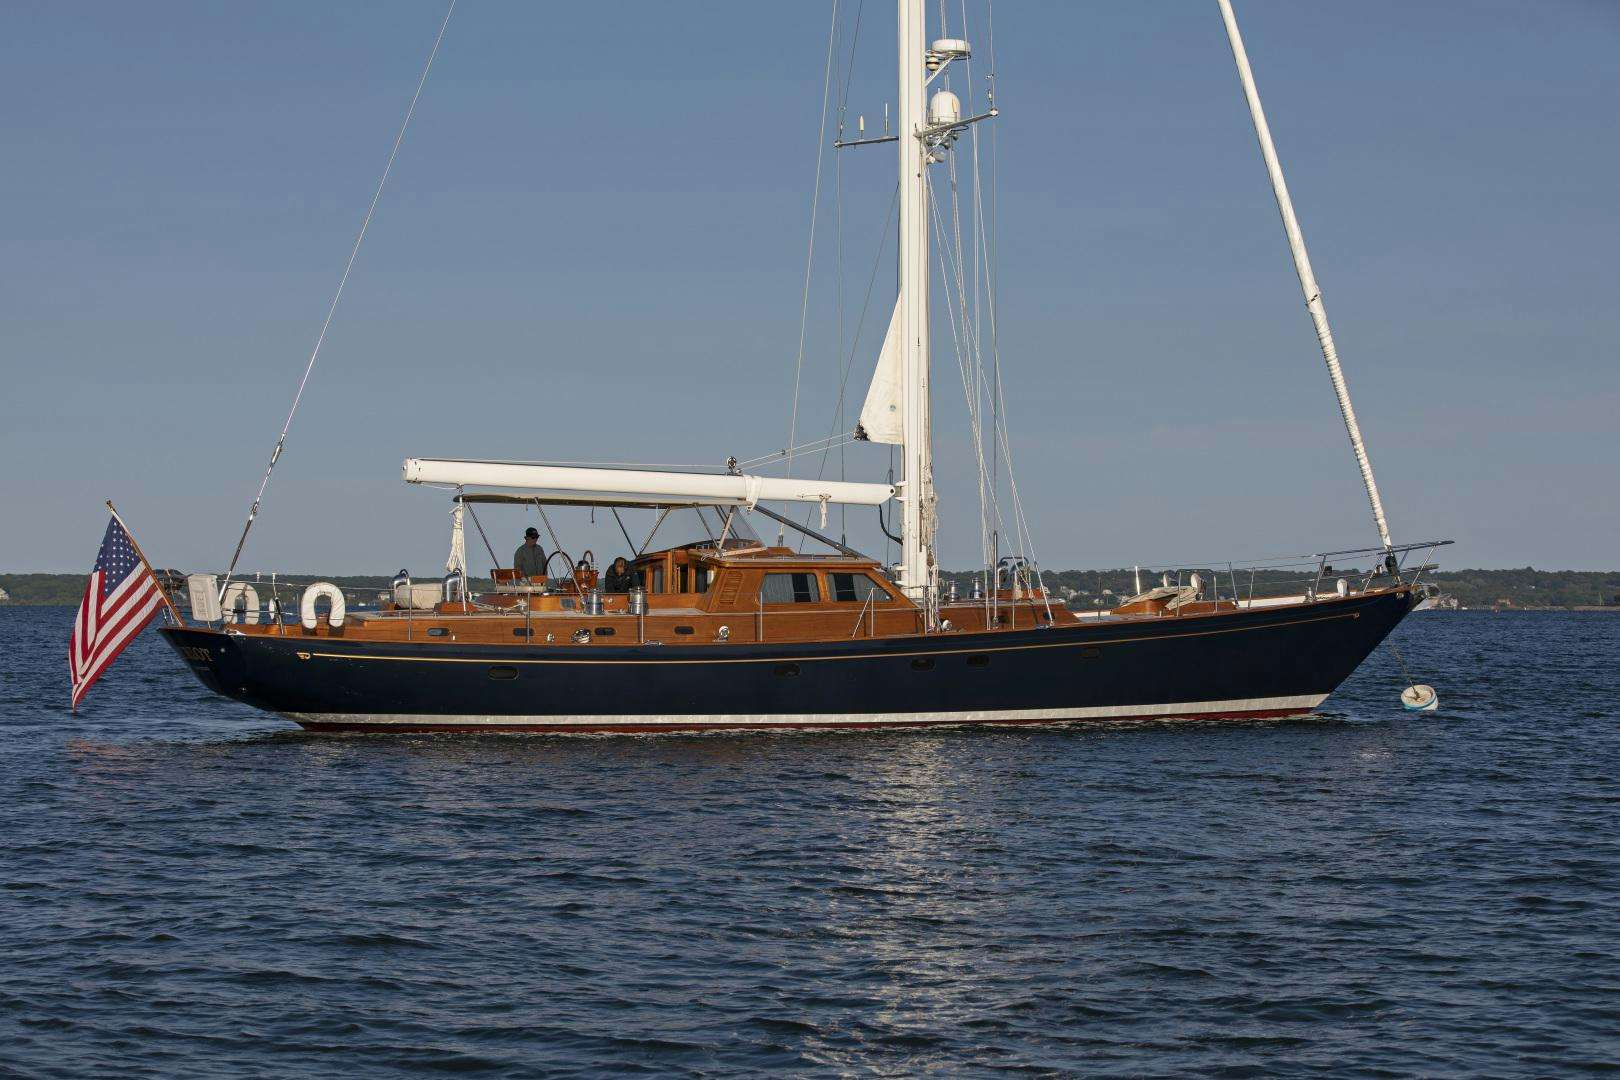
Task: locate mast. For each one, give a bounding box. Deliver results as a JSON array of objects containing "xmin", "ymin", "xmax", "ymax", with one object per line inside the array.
[
  {"xmin": 896, "ymin": 0, "xmax": 935, "ymax": 598},
  {"xmin": 1217, "ymin": 0, "xmax": 1394, "ymax": 551}
]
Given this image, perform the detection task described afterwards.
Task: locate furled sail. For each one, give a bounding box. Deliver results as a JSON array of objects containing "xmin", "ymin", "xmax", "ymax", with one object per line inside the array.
[
  {"xmin": 855, "ymin": 299, "xmax": 904, "ymax": 444},
  {"xmin": 446, "ymin": 501, "xmax": 467, "ymax": 576}
]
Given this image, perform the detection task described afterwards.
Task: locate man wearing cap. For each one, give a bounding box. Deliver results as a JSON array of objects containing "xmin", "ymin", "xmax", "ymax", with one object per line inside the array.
[{"xmin": 513, "ymin": 527, "xmax": 548, "ymax": 580}]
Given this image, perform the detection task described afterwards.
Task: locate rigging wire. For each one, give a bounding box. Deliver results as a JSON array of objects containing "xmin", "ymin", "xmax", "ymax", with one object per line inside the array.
[
  {"xmin": 935, "ymin": 0, "xmax": 1049, "ymax": 615},
  {"xmin": 219, "ymin": 0, "xmax": 456, "ymax": 598},
  {"xmin": 961, "ymin": 0, "xmax": 992, "ymax": 594},
  {"xmin": 735, "ymin": 433, "xmax": 859, "ymax": 471},
  {"xmin": 782, "ymin": 0, "xmax": 842, "ymax": 502},
  {"xmin": 928, "ymin": 184, "xmax": 1005, "ymax": 565},
  {"xmin": 807, "ymin": 184, "xmax": 899, "ymax": 480},
  {"xmin": 789, "ymin": 183, "xmax": 899, "ymax": 544},
  {"xmin": 833, "ymin": 1, "xmax": 867, "ymax": 544},
  {"xmin": 972, "ymin": 0, "xmax": 997, "ymax": 550}
]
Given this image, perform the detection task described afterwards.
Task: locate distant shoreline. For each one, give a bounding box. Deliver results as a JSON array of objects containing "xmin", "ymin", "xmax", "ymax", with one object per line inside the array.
[{"xmin": 5, "ymin": 568, "xmax": 1616, "ymax": 612}]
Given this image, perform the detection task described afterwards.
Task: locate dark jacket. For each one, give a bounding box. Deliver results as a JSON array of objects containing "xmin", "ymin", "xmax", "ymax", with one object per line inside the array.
[
  {"xmin": 513, "ymin": 544, "xmax": 548, "ymax": 579},
  {"xmin": 603, "ymin": 567, "xmax": 637, "ymax": 593}
]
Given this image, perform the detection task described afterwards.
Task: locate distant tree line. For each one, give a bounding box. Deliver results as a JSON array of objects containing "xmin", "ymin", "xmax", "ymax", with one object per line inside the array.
[
  {"xmin": 940, "ymin": 566, "xmax": 1620, "ymax": 610},
  {"xmin": 0, "ymin": 574, "xmax": 495, "ymax": 607},
  {"xmin": 3, "ymin": 567, "xmax": 1617, "ymax": 610}
]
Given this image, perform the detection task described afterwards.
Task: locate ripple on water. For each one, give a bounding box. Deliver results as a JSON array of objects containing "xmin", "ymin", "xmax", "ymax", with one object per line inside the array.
[{"xmin": 0, "ymin": 609, "xmax": 1618, "ymax": 1076}]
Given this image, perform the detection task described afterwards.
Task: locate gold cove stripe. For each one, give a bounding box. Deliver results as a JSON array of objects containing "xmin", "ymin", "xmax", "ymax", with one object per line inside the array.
[{"xmin": 300, "ymin": 608, "xmax": 1364, "ymax": 666}]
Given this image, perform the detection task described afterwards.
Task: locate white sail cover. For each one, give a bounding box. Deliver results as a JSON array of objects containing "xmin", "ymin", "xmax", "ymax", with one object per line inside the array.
[
  {"xmin": 856, "ymin": 298, "xmax": 904, "ymax": 445},
  {"xmin": 446, "ymin": 501, "xmax": 466, "ymax": 576},
  {"xmin": 403, "ymin": 459, "xmax": 895, "ymax": 507}
]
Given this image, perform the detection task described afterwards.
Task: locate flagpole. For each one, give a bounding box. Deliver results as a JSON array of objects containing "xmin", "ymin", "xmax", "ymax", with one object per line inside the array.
[{"xmin": 105, "ymin": 500, "xmax": 184, "ymax": 625}]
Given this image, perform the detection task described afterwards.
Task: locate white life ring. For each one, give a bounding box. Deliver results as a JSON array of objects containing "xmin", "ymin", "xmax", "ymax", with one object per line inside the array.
[
  {"xmin": 301, "ymin": 582, "xmax": 346, "ymax": 630},
  {"xmin": 221, "ymin": 582, "xmax": 260, "ymax": 624}
]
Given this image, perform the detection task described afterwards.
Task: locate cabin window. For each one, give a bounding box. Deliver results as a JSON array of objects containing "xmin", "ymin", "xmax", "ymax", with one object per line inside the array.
[
  {"xmin": 761, "ymin": 572, "xmax": 819, "ymax": 604},
  {"xmin": 830, "ymin": 573, "xmax": 887, "ymax": 603},
  {"xmin": 677, "ymin": 565, "xmax": 689, "ymax": 593},
  {"xmin": 652, "ymin": 567, "xmax": 665, "ymax": 593},
  {"xmin": 694, "ymin": 567, "xmax": 710, "ymax": 594}
]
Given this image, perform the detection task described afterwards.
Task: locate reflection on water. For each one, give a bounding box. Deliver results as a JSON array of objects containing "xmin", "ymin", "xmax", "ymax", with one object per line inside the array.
[{"xmin": 3, "ymin": 608, "xmax": 1618, "ymax": 1076}]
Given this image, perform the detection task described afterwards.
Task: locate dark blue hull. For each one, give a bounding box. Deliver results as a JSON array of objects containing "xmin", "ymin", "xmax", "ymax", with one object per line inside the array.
[{"xmin": 160, "ymin": 588, "xmax": 1417, "ymax": 733}]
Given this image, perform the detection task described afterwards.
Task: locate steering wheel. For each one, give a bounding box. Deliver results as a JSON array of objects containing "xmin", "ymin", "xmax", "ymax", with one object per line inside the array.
[{"xmin": 543, "ymin": 549, "xmax": 574, "ymax": 582}]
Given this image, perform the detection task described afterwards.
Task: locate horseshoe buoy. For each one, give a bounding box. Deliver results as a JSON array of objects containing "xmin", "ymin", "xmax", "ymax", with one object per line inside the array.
[
  {"xmin": 221, "ymin": 582, "xmax": 260, "ymax": 624},
  {"xmin": 300, "ymin": 582, "xmax": 346, "ymax": 630}
]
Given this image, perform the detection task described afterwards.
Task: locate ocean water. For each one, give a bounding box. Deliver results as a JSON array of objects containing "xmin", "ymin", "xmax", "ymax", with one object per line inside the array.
[{"xmin": 1, "ymin": 606, "xmax": 1615, "ymax": 1078}]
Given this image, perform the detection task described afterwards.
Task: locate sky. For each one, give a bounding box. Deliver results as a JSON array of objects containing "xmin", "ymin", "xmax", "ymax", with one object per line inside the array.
[{"xmin": 3, "ymin": 1, "xmax": 1617, "ymax": 576}]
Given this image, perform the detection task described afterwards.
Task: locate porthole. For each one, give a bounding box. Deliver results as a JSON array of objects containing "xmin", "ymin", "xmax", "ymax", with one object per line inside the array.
[
  {"xmin": 594, "ymin": 627, "xmax": 615, "ymax": 637},
  {"xmin": 426, "ymin": 627, "xmax": 450, "ymax": 637},
  {"xmin": 775, "ymin": 663, "xmax": 801, "ymax": 677},
  {"xmin": 967, "ymin": 654, "xmax": 990, "ymax": 668},
  {"xmin": 512, "ymin": 627, "xmax": 533, "ymax": 638},
  {"xmin": 674, "ymin": 625, "xmax": 695, "ymax": 636},
  {"xmin": 488, "ymin": 666, "xmax": 519, "ymax": 681},
  {"xmin": 1080, "ymin": 647, "xmax": 1101, "ymax": 659},
  {"xmin": 911, "ymin": 657, "xmax": 935, "ymax": 671}
]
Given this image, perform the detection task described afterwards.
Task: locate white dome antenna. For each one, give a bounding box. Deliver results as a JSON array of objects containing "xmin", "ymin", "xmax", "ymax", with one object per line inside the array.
[
  {"xmin": 928, "ymin": 90, "xmax": 961, "ymax": 127},
  {"xmin": 926, "ymin": 38, "xmax": 971, "ymax": 71}
]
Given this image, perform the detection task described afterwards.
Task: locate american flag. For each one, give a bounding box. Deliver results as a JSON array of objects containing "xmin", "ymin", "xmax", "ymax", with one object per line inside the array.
[{"xmin": 69, "ymin": 515, "xmax": 165, "ymax": 710}]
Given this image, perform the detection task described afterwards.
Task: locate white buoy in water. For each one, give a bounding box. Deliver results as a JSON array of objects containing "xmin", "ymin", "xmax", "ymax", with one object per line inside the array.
[{"xmin": 1401, "ymin": 684, "xmax": 1439, "ymax": 712}]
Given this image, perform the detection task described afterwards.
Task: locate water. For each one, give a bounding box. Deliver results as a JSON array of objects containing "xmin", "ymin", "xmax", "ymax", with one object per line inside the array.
[{"xmin": 2, "ymin": 607, "xmax": 1616, "ymax": 1077}]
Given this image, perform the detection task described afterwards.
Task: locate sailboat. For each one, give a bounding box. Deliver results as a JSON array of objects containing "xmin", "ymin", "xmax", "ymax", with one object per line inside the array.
[{"xmin": 162, "ymin": 1, "xmax": 1447, "ymax": 734}]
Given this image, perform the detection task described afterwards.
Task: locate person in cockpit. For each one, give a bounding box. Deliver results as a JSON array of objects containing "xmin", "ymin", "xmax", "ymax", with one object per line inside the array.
[
  {"xmin": 603, "ymin": 556, "xmax": 636, "ymax": 593},
  {"xmin": 513, "ymin": 527, "xmax": 547, "ymax": 579}
]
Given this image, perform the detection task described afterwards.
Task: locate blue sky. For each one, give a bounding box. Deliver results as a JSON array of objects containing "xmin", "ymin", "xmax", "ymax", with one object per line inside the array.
[{"xmin": 4, "ymin": 2, "xmax": 1617, "ymax": 575}]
